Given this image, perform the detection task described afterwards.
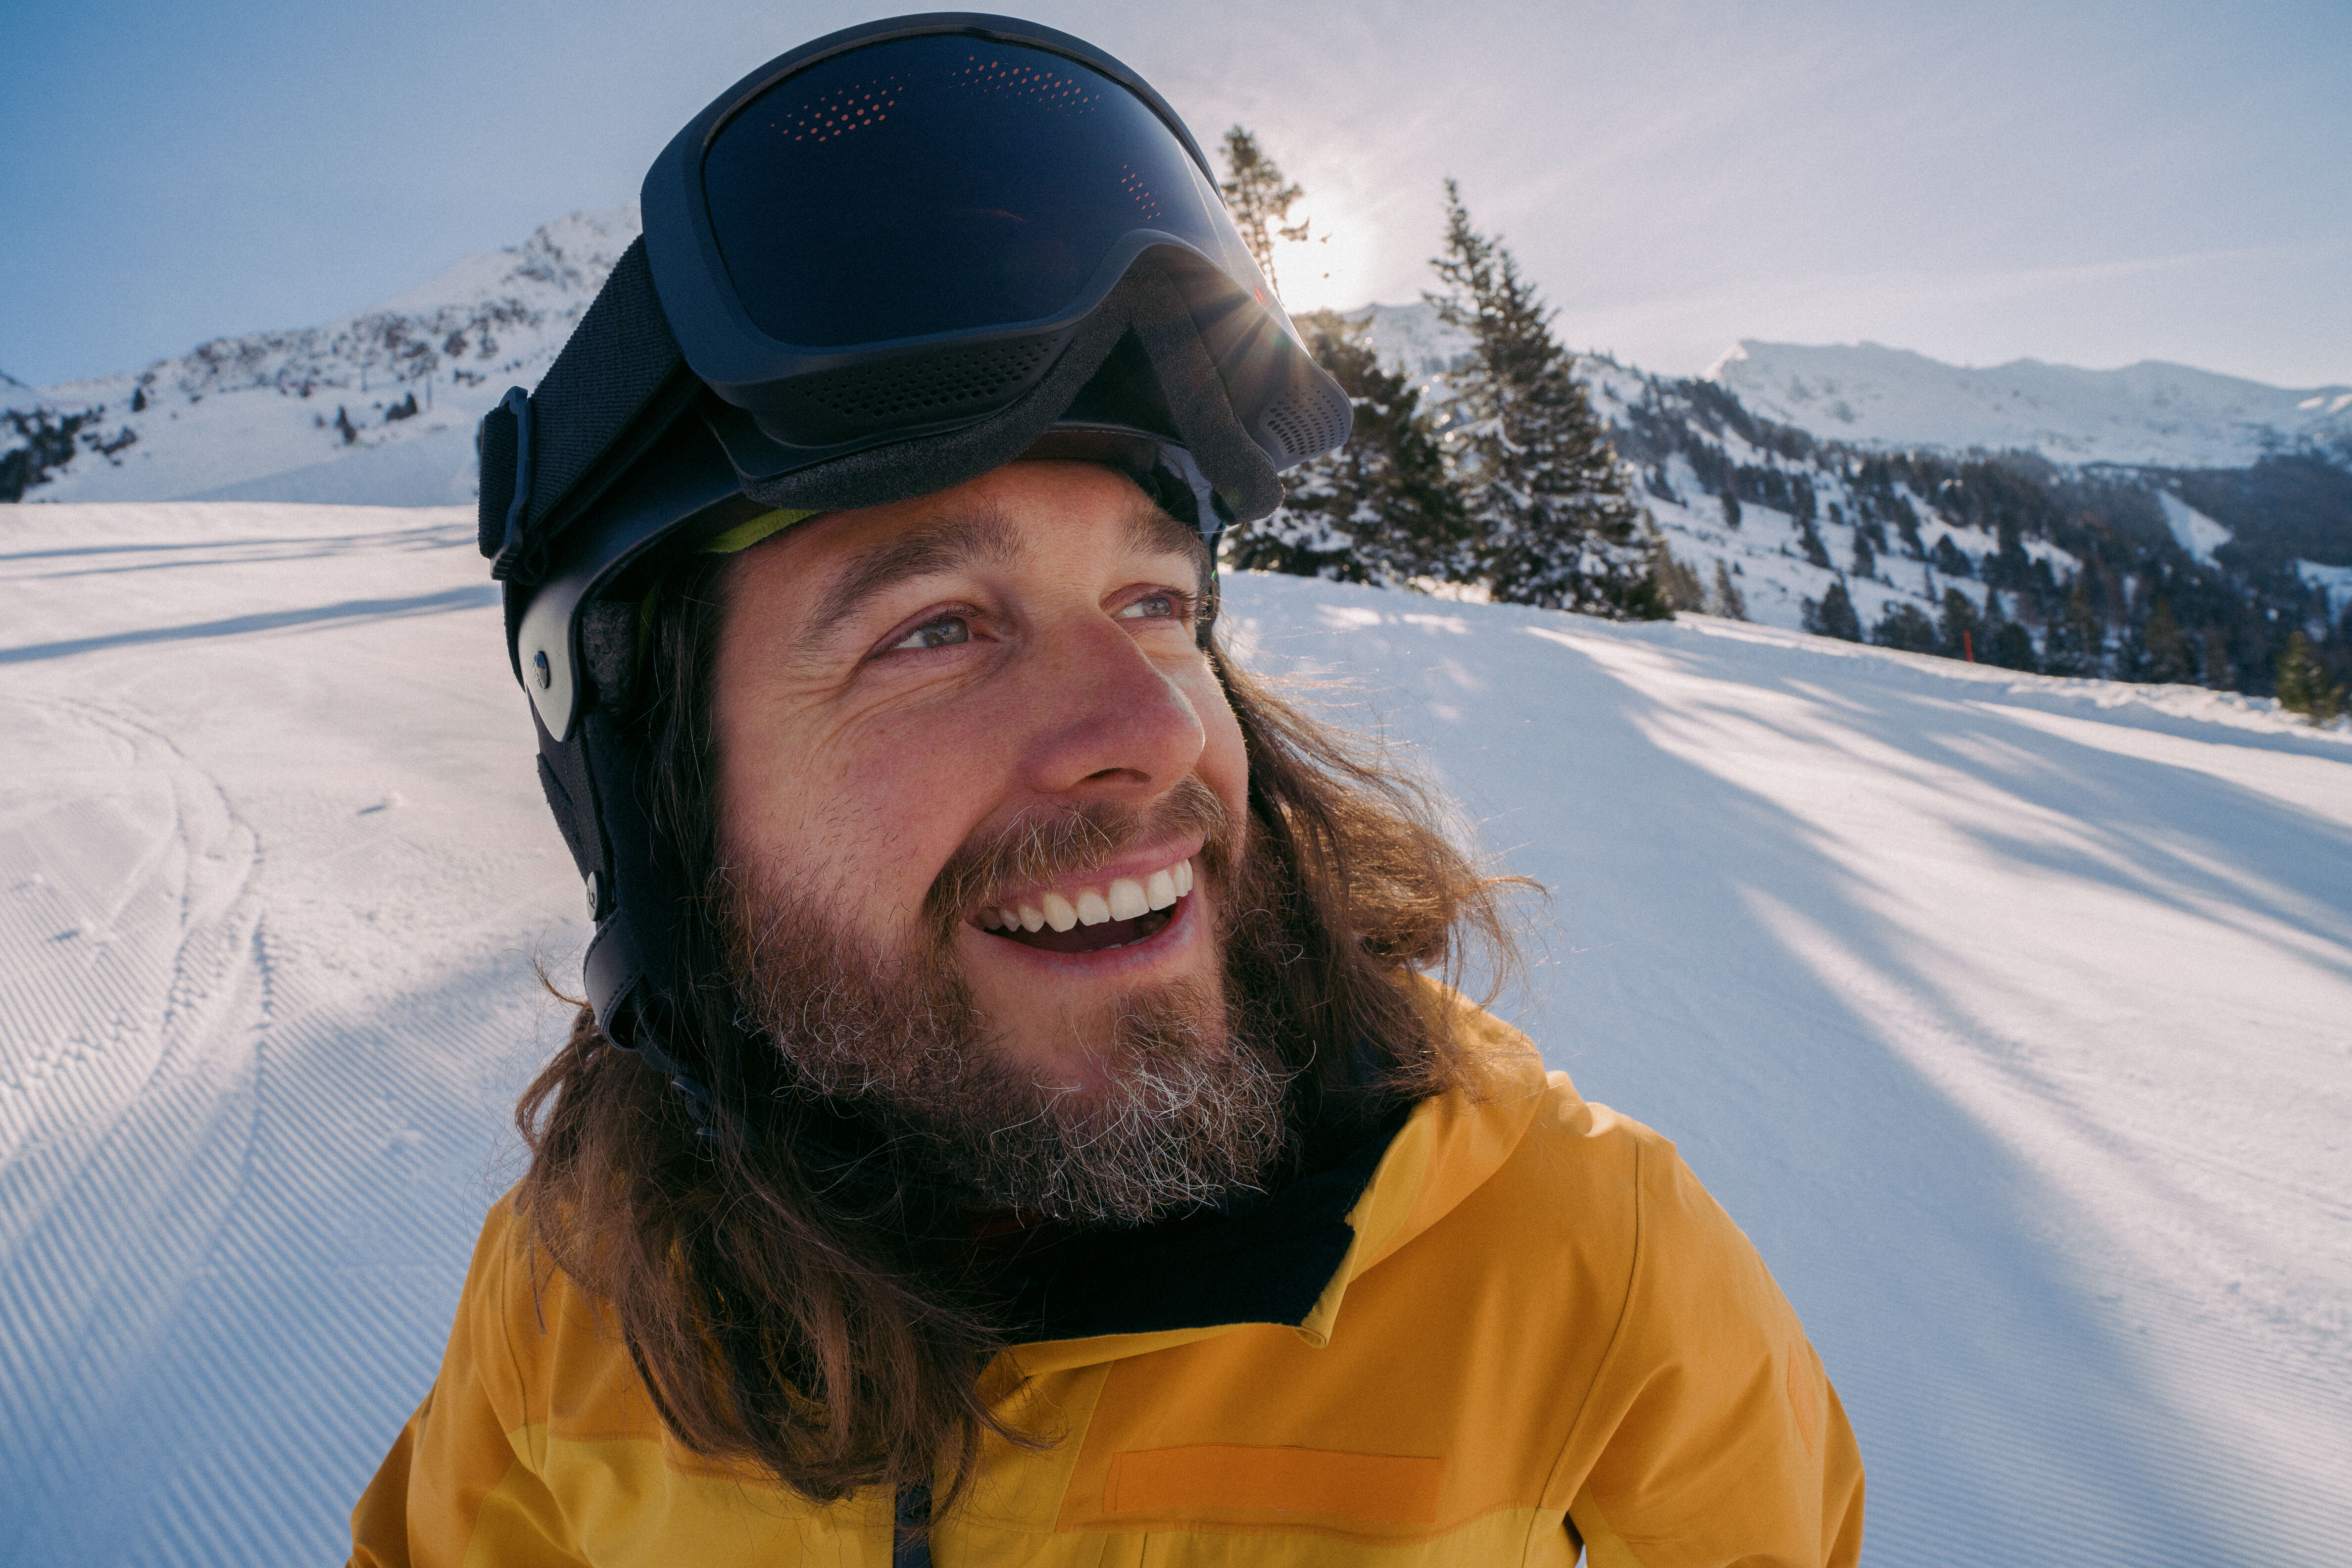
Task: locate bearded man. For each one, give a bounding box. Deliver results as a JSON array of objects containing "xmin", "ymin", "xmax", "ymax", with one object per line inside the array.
[{"xmin": 351, "ymin": 15, "xmax": 1863, "ymax": 1566}]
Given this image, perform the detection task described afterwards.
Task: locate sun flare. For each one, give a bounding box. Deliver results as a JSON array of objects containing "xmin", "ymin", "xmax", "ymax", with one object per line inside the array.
[{"xmin": 1262, "ymin": 193, "xmax": 1379, "ymax": 316}]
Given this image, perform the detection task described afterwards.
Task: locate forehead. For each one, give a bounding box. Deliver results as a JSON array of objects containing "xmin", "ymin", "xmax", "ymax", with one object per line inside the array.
[{"xmin": 728, "ymin": 459, "xmax": 1204, "ymax": 624}]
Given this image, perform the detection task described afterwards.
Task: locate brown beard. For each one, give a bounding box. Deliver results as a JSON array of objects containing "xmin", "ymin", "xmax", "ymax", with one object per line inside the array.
[{"xmin": 721, "ymin": 777, "xmax": 1295, "ymax": 1224}]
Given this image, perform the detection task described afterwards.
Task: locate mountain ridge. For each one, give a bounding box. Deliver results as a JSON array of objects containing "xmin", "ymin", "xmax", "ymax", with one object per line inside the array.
[
  {"xmin": 1705, "ymin": 338, "xmax": 2352, "ymax": 469},
  {"xmin": 6, "ymin": 214, "xmax": 2349, "ymax": 693},
  {"xmin": 11, "ymin": 210, "xmax": 2346, "ymax": 513}
]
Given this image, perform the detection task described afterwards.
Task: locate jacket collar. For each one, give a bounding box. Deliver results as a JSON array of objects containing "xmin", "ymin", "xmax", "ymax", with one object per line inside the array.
[{"xmin": 1006, "ymin": 1004, "xmax": 1554, "ymax": 1375}]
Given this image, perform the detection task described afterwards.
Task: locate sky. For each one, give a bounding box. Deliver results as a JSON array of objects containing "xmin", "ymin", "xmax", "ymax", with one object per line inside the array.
[{"xmin": 3, "ymin": 0, "xmax": 2346, "ymax": 392}]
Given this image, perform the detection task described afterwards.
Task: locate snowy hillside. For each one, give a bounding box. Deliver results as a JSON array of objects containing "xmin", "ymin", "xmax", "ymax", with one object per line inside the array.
[
  {"xmin": 16, "ymin": 218, "xmax": 2350, "ymax": 513},
  {"xmin": 1340, "ymin": 302, "xmax": 2351, "ymax": 695},
  {"xmin": 4, "ymin": 501, "xmax": 2348, "ymax": 1567},
  {"xmin": 9, "ymin": 225, "xmax": 2345, "ymax": 688},
  {"xmin": 1349, "ymin": 303, "xmax": 1998, "ymax": 635},
  {"xmin": 1707, "ymin": 339, "xmax": 2352, "ymax": 469},
  {"xmin": 2, "ymin": 209, "xmax": 638, "ymax": 506}
]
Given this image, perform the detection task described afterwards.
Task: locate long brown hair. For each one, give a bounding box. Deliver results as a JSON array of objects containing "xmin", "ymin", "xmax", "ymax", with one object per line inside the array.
[{"xmin": 513, "ymin": 542, "xmax": 1524, "ymax": 1510}]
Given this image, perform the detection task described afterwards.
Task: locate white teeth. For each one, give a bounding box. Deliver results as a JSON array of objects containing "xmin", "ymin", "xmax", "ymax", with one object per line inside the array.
[{"xmin": 995, "ymin": 859, "xmax": 1192, "ymax": 939}]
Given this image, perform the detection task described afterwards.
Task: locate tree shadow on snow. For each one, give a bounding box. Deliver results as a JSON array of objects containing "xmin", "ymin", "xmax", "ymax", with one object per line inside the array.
[
  {"xmin": 0, "ymin": 585, "xmax": 500, "ymax": 665},
  {"xmin": 1235, "ymin": 590, "xmax": 2350, "ymax": 1568}
]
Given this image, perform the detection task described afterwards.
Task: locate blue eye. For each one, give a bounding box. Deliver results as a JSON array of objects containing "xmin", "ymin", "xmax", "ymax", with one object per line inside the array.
[
  {"xmin": 1118, "ymin": 593, "xmax": 1177, "ymax": 621},
  {"xmin": 892, "ymin": 614, "xmax": 970, "ymax": 651}
]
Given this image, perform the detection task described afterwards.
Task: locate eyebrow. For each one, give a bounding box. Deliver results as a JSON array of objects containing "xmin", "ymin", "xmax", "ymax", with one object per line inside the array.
[
  {"xmin": 797, "ymin": 509, "xmax": 1024, "ymax": 652},
  {"xmin": 795, "ymin": 493, "xmax": 1205, "ymax": 653}
]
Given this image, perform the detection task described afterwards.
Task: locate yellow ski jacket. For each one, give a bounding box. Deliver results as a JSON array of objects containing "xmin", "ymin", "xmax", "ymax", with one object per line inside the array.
[{"xmin": 353, "ymin": 1010, "xmax": 1863, "ymax": 1566}]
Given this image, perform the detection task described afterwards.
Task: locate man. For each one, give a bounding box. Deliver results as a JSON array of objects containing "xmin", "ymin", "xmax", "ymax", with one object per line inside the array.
[{"xmin": 353, "ymin": 14, "xmax": 1862, "ymax": 1565}]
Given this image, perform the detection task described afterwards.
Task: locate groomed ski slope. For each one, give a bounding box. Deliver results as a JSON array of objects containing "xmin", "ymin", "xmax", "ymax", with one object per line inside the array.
[{"xmin": 3, "ymin": 502, "xmax": 2348, "ymax": 1566}]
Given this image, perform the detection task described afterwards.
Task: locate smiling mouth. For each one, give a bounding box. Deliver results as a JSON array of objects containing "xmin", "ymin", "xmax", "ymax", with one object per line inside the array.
[{"xmin": 976, "ymin": 856, "xmax": 1194, "ymax": 956}]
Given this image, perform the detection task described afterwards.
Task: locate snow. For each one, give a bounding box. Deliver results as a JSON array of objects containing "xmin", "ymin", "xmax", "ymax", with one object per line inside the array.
[
  {"xmin": 5, "ymin": 499, "xmax": 2348, "ymax": 1564},
  {"xmin": 2296, "ymin": 558, "xmax": 2352, "ymax": 618},
  {"xmin": 2158, "ymin": 490, "xmax": 2234, "ymax": 567},
  {"xmin": 6, "ymin": 209, "xmax": 638, "ymax": 507},
  {"xmin": 1708, "ymin": 339, "xmax": 2352, "ymax": 468},
  {"xmin": 1344, "ymin": 300, "xmax": 1475, "ymax": 380}
]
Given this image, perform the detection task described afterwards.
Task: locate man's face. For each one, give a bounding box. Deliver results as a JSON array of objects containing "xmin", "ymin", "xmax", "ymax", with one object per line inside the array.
[{"xmin": 709, "ymin": 459, "xmax": 1278, "ymax": 1216}]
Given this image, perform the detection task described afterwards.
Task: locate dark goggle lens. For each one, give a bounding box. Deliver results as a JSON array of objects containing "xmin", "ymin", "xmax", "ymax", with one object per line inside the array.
[{"xmin": 701, "ymin": 35, "xmax": 1243, "ymax": 349}]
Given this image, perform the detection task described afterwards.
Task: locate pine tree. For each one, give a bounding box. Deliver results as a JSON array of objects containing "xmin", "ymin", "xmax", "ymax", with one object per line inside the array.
[
  {"xmin": 2275, "ymin": 630, "xmax": 2347, "ymax": 725},
  {"xmin": 1939, "ymin": 587, "xmax": 1986, "ymax": 661},
  {"xmin": 2138, "ymin": 596, "xmax": 2194, "ymax": 684},
  {"xmin": 1224, "ymin": 313, "xmax": 1472, "ymax": 585},
  {"xmin": 1871, "ymin": 602, "xmax": 1939, "ymax": 653},
  {"xmin": 1802, "ymin": 580, "xmax": 1862, "ymax": 641},
  {"xmin": 1219, "ymin": 127, "xmax": 1311, "ymax": 299},
  {"xmin": 1987, "ymin": 622, "xmax": 2035, "ymax": 671},
  {"xmin": 2040, "ymin": 579, "xmax": 2105, "ymax": 676},
  {"xmin": 1427, "ymin": 181, "xmax": 1661, "ymax": 619},
  {"xmin": 1797, "ymin": 515, "xmax": 1833, "ymax": 570},
  {"xmin": 1711, "ymin": 559, "xmax": 1748, "ymax": 621},
  {"xmin": 1655, "ymin": 546, "xmax": 1706, "ymax": 613},
  {"xmin": 2202, "ymin": 627, "xmax": 2236, "ymax": 690}
]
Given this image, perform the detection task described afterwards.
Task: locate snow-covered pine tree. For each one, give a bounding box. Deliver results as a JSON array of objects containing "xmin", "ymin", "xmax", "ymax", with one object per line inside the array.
[
  {"xmin": 1426, "ymin": 182, "xmax": 1662, "ymax": 618},
  {"xmin": 1219, "ymin": 127, "xmax": 1311, "ymax": 298},
  {"xmin": 1224, "ymin": 312, "xmax": 1473, "ymax": 586},
  {"xmin": 1710, "ymin": 559, "xmax": 1748, "ymax": 621}
]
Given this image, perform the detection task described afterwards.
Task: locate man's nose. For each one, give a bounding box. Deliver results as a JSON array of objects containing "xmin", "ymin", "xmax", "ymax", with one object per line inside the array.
[{"xmin": 1015, "ymin": 609, "xmax": 1206, "ymax": 799}]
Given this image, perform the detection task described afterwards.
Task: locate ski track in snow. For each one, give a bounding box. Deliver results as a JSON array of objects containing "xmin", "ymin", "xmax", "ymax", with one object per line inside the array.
[
  {"xmin": 1, "ymin": 503, "xmax": 575, "ymax": 1565},
  {"xmin": 3, "ymin": 502, "xmax": 2349, "ymax": 1565}
]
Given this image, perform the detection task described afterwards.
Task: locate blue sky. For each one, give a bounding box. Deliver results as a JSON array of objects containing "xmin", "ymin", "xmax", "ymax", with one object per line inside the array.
[{"xmin": 4, "ymin": 0, "xmax": 2346, "ymax": 390}]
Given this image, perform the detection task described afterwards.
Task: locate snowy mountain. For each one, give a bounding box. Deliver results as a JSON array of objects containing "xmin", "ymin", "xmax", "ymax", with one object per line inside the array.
[
  {"xmin": 4, "ymin": 499, "xmax": 2348, "ymax": 1566},
  {"xmin": 1, "ymin": 209, "xmax": 638, "ymax": 507},
  {"xmin": 1335, "ymin": 302, "xmax": 2352, "ymax": 695},
  {"xmin": 9, "ymin": 223, "xmax": 2349, "ymax": 694},
  {"xmin": 1707, "ymin": 339, "xmax": 2352, "ymax": 470}
]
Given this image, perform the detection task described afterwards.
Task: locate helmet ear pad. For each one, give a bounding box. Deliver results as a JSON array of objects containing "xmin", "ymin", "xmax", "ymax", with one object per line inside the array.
[{"xmin": 731, "ymin": 259, "xmax": 1287, "ymax": 526}]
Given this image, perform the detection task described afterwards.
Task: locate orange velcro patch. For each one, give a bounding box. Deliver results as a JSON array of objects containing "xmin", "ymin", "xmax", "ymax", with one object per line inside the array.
[
  {"xmin": 1786, "ymin": 1347, "xmax": 1820, "ymax": 1456},
  {"xmin": 1103, "ymin": 1445, "xmax": 1446, "ymax": 1524}
]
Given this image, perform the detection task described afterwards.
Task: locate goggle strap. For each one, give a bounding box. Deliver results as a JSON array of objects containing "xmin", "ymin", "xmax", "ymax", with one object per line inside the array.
[{"xmin": 483, "ymin": 238, "xmax": 692, "ymax": 585}]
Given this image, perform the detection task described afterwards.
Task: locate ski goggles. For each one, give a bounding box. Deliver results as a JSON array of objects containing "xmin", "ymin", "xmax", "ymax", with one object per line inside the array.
[{"xmin": 639, "ymin": 13, "xmax": 1345, "ymax": 465}]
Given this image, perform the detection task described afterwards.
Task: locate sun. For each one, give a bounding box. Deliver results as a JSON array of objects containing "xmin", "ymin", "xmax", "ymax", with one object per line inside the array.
[{"xmin": 1263, "ymin": 192, "xmax": 1379, "ymax": 317}]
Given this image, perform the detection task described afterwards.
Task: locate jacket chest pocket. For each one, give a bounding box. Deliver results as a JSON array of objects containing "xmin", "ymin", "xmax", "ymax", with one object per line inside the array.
[{"xmin": 1092, "ymin": 1444, "xmax": 1562, "ymax": 1563}]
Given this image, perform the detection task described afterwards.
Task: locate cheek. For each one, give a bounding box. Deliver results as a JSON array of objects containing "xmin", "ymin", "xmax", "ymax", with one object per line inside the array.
[
  {"xmin": 1190, "ymin": 671, "xmax": 1253, "ymax": 842},
  {"xmin": 719, "ymin": 695, "xmax": 1006, "ymax": 922}
]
